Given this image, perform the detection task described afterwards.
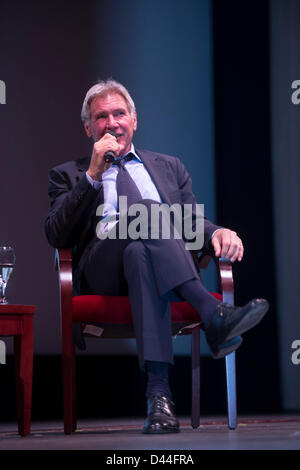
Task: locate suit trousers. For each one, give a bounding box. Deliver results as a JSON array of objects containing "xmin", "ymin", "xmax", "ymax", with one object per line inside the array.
[{"xmin": 83, "ymin": 199, "xmax": 210, "ymax": 366}]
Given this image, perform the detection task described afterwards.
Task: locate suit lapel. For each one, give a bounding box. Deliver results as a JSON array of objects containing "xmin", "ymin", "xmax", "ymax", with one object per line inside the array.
[{"xmin": 135, "ymin": 149, "xmax": 173, "ymax": 205}]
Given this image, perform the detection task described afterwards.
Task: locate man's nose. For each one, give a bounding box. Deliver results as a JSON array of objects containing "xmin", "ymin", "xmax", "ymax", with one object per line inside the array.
[{"xmin": 106, "ymin": 114, "xmax": 118, "ymax": 129}]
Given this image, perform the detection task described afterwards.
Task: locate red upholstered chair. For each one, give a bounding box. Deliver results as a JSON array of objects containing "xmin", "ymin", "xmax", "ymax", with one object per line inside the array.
[{"xmin": 55, "ymin": 248, "xmax": 237, "ymax": 434}]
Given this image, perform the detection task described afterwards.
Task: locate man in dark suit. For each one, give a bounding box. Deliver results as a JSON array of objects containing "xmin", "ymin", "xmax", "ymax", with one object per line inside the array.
[{"xmin": 45, "ymin": 79, "xmax": 268, "ymax": 434}]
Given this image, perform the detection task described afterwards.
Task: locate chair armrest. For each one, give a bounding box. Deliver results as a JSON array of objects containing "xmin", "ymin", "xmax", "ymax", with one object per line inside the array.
[
  {"xmin": 55, "ymin": 248, "xmax": 73, "ymax": 296},
  {"xmin": 55, "ymin": 248, "xmax": 72, "ymax": 269},
  {"xmin": 197, "ymin": 253, "xmax": 235, "ymax": 306},
  {"xmin": 218, "ymin": 258, "xmax": 234, "ymax": 305},
  {"xmin": 55, "ymin": 249, "xmax": 73, "ymax": 335}
]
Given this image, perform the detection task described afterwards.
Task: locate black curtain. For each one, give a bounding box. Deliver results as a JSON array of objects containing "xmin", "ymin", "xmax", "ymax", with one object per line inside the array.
[{"xmin": 212, "ymin": 0, "xmax": 281, "ymax": 412}]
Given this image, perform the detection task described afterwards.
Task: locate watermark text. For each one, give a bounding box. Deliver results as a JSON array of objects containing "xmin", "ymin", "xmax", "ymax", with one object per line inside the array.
[
  {"xmin": 0, "ymin": 80, "xmax": 6, "ymax": 104},
  {"xmin": 0, "ymin": 340, "xmax": 6, "ymax": 365},
  {"xmin": 95, "ymin": 198, "xmax": 204, "ymax": 251},
  {"xmin": 291, "ymin": 80, "xmax": 300, "ymax": 104},
  {"xmin": 291, "ymin": 340, "xmax": 300, "ymax": 365}
]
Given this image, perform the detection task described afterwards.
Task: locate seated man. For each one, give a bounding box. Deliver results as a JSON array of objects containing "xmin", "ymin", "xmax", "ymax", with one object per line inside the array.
[{"xmin": 45, "ymin": 79, "xmax": 269, "ymax": 434}]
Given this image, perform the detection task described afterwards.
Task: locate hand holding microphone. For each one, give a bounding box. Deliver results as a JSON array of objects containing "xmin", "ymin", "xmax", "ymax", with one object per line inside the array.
[{"xmin": 87, "ymin": 131, "xmax": 120, "ymax": 181}]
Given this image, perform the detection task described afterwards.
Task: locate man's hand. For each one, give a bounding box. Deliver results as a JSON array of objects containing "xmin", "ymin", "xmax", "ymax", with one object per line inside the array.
[
  {"xmin": 87, "ymin": 133, "xmax": 121, "ymax": 181},
  {"xmin": 211, "ymin": 228, "xmax": 244, "ymax": 262}
]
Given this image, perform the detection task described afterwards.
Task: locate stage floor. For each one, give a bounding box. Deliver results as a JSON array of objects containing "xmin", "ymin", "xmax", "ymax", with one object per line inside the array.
[{"xmin": 0, "ymin": 415, "xmax": 300, "ymax": 450}]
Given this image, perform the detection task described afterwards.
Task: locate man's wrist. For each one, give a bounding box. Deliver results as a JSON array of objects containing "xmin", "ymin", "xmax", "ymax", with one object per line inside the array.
[
  {"xmin": 86, "ymin": 168, "xmax": 103, "ymax": 181},
  {"xmin": 86, "ymin": 171, "xmax": 102, "ymax": 190}
]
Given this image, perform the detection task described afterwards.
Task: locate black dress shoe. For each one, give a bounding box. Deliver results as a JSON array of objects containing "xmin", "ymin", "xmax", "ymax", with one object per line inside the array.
[
  {"xmin": 205, "ymin": 298, "xmax": 269, "ymax": 358},
  {"xmin": 142, "ymin": 395, "xmax": 180, "ymax": 434},
  {"xmin": 210, "ymin": 334, "xmax": 243, "ymax": 359}
]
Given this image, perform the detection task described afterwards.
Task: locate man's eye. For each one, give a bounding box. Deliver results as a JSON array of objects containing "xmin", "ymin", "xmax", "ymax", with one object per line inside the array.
[{"xmin": 115, "ymin": 111, "xmax": 125, "ymax": 117}]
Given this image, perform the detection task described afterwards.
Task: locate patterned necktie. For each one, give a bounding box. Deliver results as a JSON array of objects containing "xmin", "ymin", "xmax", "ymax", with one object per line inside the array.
[{"xmin": 115, "ymin": 153, "xmax": 143, "ymax": 209}]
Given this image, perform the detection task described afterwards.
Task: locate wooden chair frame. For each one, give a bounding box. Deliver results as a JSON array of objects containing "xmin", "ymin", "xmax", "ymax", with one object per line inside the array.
[{"xmin": 55, "ymin": 248, "xmax": 237, "ymax": 434}]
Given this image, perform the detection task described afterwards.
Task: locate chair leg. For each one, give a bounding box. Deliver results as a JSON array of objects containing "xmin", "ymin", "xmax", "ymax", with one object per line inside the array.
[
  {"xmin": 225, "ymin": 351, "xmax": 237, "ymax": 430},
  {"xmin": 62, "ymin": 329, "xmax": 77, "ymax": 434},
  {"xmin": 191, "ymin": 326, "xmax": 200, "ymax": 429}
]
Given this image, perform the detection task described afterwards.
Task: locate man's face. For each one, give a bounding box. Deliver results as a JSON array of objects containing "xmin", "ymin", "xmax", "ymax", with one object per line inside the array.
[{"xmin": 84, "ymin": 92, "xmax": 137, "ymax": 157}]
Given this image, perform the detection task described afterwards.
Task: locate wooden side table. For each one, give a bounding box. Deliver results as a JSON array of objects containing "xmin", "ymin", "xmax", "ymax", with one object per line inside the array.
[{"xmin": 0, "ymin": 304, "xmax": 35, "ymax": 436}]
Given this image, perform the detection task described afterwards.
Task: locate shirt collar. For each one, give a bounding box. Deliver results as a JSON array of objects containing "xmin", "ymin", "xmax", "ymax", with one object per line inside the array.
[{"xmin": 123, "ymin": 143, "xmax": 141, "ymax": 162}]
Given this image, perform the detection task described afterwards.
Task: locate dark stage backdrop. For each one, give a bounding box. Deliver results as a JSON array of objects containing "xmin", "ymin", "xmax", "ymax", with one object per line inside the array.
[
  {"xmin": 211, "ymin": 0, "xmax": 280, "ymax": 412},
  {"xmin": 270, "ymin": 0, "xmax": 300, "ymax": 411},
  {"xmin": 0, "ymin": 0, "xmax": 95, "ymax": 356},
  {"xmin": 212, "ymin": 0, "xmax": 300, "ymax": 412}
]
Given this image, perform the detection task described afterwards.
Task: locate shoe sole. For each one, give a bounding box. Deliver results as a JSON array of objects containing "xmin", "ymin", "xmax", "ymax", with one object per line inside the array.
[
  {"xmin": 142, "ymin": 426, "xmax": 180, "ymax": 434},
  {"xmin": 211, "ymin": 335, "xmax": 243, "ymax": 359},
  {"xmin": 224, "ymin": 300, "xmax": 269, "ymax": 343}
]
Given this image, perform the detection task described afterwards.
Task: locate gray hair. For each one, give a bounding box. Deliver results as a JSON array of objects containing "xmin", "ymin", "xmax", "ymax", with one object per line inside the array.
[{"xmin": 81, "ymin": 79, "xmax": 136, "ymax": 125}]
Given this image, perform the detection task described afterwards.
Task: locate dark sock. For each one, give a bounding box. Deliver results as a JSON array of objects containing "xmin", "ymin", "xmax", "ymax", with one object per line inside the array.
[
  {"xmin": 145, "ymin": 360, "xmax": 172, "ymax": 400},
  {"xmin": 175, "ymin": 278, "xmax": 220, "ymax": 329}
]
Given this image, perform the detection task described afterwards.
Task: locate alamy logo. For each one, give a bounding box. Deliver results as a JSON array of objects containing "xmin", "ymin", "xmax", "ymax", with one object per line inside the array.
[
  {"xmin": 0, "ymin": 340, "xmax": 6, "ymax": 364},
  {"xmin": 96, "ymin": 198, "xmax": 205, "ymax": 251},
  {"xmin": 0, "ymin": 80, "xmax": 6, "ymax": 104},
  {"xmin": 291, "ymin": 80, "xmax": 300, "ymax": 105},
  {"xmin": 291, "ymin": 340, "xmax": 300, "ymax": 365}
]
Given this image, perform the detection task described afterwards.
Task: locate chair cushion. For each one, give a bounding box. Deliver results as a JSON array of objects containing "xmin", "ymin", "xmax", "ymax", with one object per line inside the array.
[{"xmin": 72, "ymin": 293, "xmax": 222, "ymax": 325}]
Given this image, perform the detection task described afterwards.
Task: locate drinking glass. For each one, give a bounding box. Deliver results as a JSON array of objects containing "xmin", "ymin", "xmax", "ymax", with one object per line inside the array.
[{"xmin": 0, "ymin": 246, "xmax": 15, "ymax": 304}]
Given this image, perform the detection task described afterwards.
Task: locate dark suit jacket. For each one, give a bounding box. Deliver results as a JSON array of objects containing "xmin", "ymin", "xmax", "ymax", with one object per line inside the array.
[{"xmin": 45, "ymin": 149, "xmax": 221, "ymax": 295}]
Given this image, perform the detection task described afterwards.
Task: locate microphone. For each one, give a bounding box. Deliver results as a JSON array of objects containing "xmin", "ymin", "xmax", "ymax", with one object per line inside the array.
[
  {"xmin": 104, "ymin": 131, "xmax": 118, "ymax": 163},
  {"xmin": 104, "ymin": 151, "xmax": 115, "ymax": 163}
]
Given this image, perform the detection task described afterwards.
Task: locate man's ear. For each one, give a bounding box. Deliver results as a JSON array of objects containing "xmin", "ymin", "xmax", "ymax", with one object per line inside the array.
[
  {"xmin": 133, "ymin": 111, "xmax": 137, "ymax": 131},
  {"xmin": 83, "ymin": 122, "xmax": 92, "ymax": 138}
]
